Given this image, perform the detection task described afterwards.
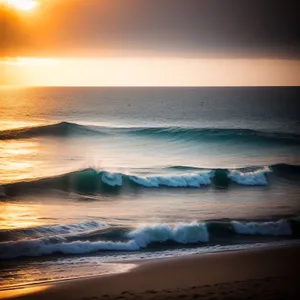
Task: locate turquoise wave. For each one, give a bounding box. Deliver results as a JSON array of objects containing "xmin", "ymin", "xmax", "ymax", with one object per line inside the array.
[
  {"xmin": 1, "ymin": 164, "xmax": 299, "ymax": 197},
  {"xmin": 1, "ymin": 217, "xmax": 299, "ymax": 259},
  {"xmin": 1, "ymin": 122, "xmax": 300, "ymax": 144}
]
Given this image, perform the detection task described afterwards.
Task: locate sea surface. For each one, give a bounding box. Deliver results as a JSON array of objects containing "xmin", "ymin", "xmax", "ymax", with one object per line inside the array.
[{"xmin": 0, "ymin": 87, "xmax": 300, "ymax": 289}]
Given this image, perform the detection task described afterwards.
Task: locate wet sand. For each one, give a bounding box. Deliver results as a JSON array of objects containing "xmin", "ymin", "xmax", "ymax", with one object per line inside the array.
[{"xmin": 2, "ymin": 245, "xmax": 300, "ymax": 300}]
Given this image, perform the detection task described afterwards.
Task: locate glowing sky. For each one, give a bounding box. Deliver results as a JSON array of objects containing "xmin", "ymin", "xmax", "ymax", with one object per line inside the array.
[
  {"xmin": 0, "ymin": 0, "xmax": 299, "ymax": 86},
  {"xmin": 1, "ymin": 57, "xmax": 300, "ymax": 87},
  {"xmin": 6, "ymin": 0, "xmax": 38, "ymax": 11}
]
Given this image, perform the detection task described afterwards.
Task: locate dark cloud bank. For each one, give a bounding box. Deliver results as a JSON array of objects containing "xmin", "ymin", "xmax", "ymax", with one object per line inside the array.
[{"xmin": 1, "ymin": 0, "xmax": 300, "ymax": 58}]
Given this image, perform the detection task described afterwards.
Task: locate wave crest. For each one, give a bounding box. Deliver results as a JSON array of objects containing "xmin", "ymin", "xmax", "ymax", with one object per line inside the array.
[
  {"xmin": 3, "ymin": 164, "xmax": 300, "ymax": 196},
  {"xmin": 0, "ymin": 218, "xmax": 298, "ymax": 259},
  {"xmin": 1, "ymin": 122, "xmax": 299, "ymax": 144},
  {"xmin": 0, "ymin": 122, "xmax": 102, "ymax": 140},
  {"xmin": 127, "ymin": 222, "xmax": 209, "ymax": 247},
  {"xmin": 232, "ymin": 220, "xmax": 292, "ymax": 236},
  {"xmin": 229, "ymin": 167, "xmax": 271, "ymax": 186}
]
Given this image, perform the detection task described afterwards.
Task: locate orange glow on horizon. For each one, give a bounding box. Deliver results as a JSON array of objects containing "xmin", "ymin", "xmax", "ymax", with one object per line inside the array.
[
  {"xmin": 1, "ymin": 56, "xmax": 300, "ymax": 87},
  {"xmin": 2, "ymin": 57, "xmax": 58, "ymax": 66}
]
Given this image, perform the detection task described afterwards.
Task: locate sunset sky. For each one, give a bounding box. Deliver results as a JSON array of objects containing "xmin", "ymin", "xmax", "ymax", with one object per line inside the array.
[{"xmin": 1, "ymin": 0, "xmax": 300, "ymax": 86}]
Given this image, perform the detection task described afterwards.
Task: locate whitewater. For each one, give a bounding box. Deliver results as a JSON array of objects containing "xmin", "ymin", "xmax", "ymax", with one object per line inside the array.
[{"xmin": 0, "ymin": 86, "xmax": 299, "ymax": 289}]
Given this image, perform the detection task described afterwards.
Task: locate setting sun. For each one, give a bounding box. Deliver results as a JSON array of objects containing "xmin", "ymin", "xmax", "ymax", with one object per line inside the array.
[{"xmin": 7, "ymin": 0, "xmax": 38, "ymax": 11}]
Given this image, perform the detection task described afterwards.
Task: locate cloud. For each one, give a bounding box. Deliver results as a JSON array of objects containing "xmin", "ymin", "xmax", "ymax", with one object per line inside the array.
[{"xmin": 1, "ymin": 0, "xmax": 300, "ymax": 58}]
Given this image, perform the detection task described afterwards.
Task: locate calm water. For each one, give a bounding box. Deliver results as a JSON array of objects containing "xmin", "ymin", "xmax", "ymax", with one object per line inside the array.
[{"xmin": 0, "ymin": 87, "xmax": 300, "ymax": 288}]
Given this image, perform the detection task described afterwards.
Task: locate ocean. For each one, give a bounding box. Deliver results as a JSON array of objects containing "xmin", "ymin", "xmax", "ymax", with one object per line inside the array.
[{"xmin": 0, "ymin": 87, "xmax": 300, "ymax": 289}]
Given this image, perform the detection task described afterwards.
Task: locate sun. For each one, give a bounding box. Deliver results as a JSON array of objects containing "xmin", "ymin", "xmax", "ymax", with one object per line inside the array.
[{"xmin": 7, "ymin": 0, "xmax": 38, "ymax": 11}]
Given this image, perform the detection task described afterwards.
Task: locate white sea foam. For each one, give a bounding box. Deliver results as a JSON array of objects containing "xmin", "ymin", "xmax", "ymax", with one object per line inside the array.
[
  {"xmin": 229, "ymin": 168, "xmax": 271, "ymax": 185},
  {"xmin": 0, "ymin": 222, "xmax": 209, "ymax": 259},
  {"xmin": 232, "ymin": 220, "xmax": 292, "ymax": 236},
  {"xmin": 127, "ymin": 222, "xmax": 209, "ymax": 247},
  {"xmin": 101, "ymin": 172, "xmax": 123, "ymax": 187},
  {"xmin": 129, "ymin": 173, "xmax": 212, "ymax": 188},
  {"xmin": 99, "ymin": 169, "xmax": 271, "ymax": 188},
  {"xmin": 1, "ymin": 219, "xmax": 295, "ymax": 259}
]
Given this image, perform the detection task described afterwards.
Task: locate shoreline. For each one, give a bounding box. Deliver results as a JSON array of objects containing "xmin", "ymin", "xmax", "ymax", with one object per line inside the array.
[
  {"xmin": 2, "ymin": 240, "xmax": 300, "ymax": 291},
  {"xmin": 1, "ymin": 244, "xmax": 300, "ymax": 300}
]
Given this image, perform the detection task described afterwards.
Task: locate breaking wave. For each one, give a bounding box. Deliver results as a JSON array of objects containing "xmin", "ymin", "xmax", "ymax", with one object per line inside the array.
[
  {"xmin": 2, "ymin": 164, "xmax": 300, "ymax": 197},
  {"xmin": 0, "ymin": 218, "xmax": 299, "ymax": 259},
  {"xmin": 231, "ymin": 220, "xmax": 292, "ymax": 236}
]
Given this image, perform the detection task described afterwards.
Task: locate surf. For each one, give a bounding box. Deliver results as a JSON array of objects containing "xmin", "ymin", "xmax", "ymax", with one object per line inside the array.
[
  {"xmin": 1, "ymin": 164, "xmax": 299, "ymax": 197},
  {"xmin": 1, "ymin": 217, "xmax": 299, "ymax": 259}
]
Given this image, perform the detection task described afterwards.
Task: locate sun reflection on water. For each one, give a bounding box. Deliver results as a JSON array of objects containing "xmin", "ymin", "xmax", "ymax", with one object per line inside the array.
[
  {"xmin": 0, "ymin": 203, "xmax": 41, "ymax": 230},
  {"xmin": 0, "ymin": 121, "xmax": 42, "ymax": 131},
  {"xmin": 0, "ymin": 286, "xmax": 48, "ymax": 299},
  {"xmin": 0, "ymin": 140, "xmax": 38, "ymax": 157},
  {"xmin": 0, "ymin": 140, "xmax": 40, "ymax": 183}
]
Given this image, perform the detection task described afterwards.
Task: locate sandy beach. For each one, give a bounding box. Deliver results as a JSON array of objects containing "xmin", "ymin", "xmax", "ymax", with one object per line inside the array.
[{"xmin": 1, "ymin": 245, "xmax": 300, "ymax": 300}]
